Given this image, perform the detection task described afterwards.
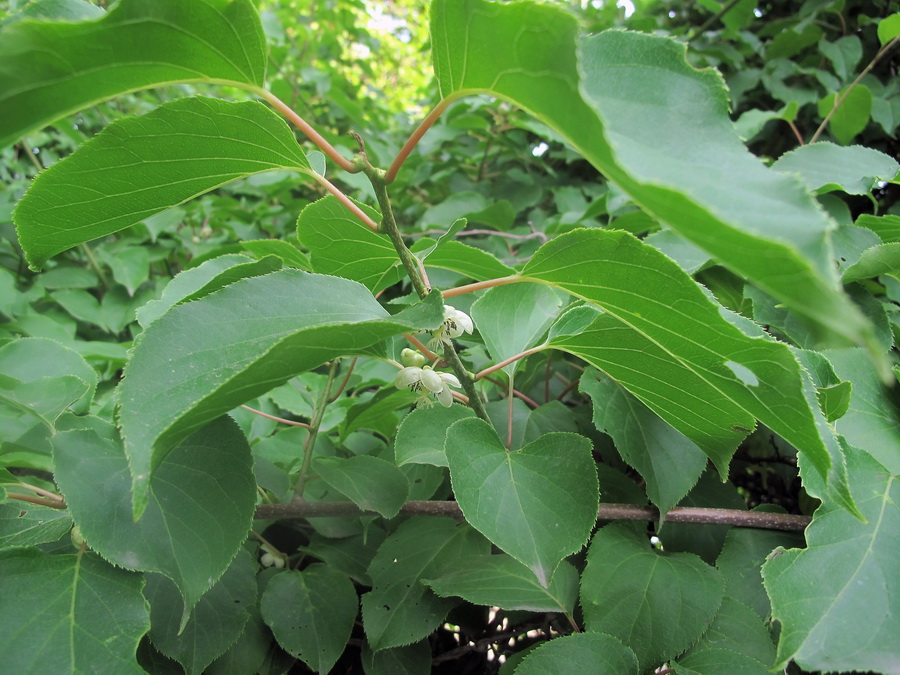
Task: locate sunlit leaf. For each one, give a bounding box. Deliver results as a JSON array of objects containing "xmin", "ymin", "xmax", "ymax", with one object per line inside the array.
[{"xmin": 772, "ymin": 143, "xmax": 898, "ymax": 195}]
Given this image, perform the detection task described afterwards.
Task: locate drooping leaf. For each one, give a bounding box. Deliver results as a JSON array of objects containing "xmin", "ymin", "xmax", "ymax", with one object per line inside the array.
[
  {"xmin": 581, "ymin": 369, "xmax": 707, "ymax": 519},
  {"xmin": 470, "ymin": 283, "xmax": 563, "ymax": 374},
  {"xmin": 0, "ymin": 501, "xmax": 73, "ymax": 548},
  {"xmin": 0, "ymin": 337, "xmax": 96, "ymax": 414},
  {"xmin": 146, "ymin": 550, "xmax": 257, "ymax": 674},
  {"xmin": 684, "ymin": 597, "xmax": 775, "ymax": 666},
  {"xmin": 53, "ymin": 417, "xmax": 256, "ymax": 628},
  {"xmin": 362, "ymin": 517, "xmax": 489, "ymax": 650},
  {"xmin": 824, "ymin": 348, "xmax": 900, "ymax": 474},
  {"xmin": 118, "ymin": 270, "xmax": 442, "ymax": 516},
  {"xmin": 0, "ymin": 0, "xmax": 266, "ymax": 147},
  {"xmin": 444, "ymin": 418, "xmax": 598, "ymax": 586},
  {"xmin": 763, "ymin": 450, "xmax": 899, "ymax": 672},
  {"xmin": 581, "ymin": 523, "xmax": 725, "ymax": 671},
  {"xmin": 312, "ymin": 455, "xmax": 409, "ymax": 518},
  {"xmin": 297, "ymin": 195, "xmax": 404, "ymax": 293},
  {"xmin": 842, "ymin": 243, "xmax": 900, "ymax": 284},
  {"xmin": 423, "ymin": 555, "xmax": 578, "ymax": 614},
  {"xmin": 14, "ymin": 96, "xmax": 312, "ymax": 269},
  {"xmin": 525, "ymin": 229, "xmax": 847, "ymax": 504},
  {"xmin": 772, "ymin": 143, "xmax": 899, "ymax": 195},
  {"xmin": 430, "ymin": 1, "xmax": 874, "ymax": 351},
  {"xmin": 261, "ymin": 564, "xmax": 358, "ymax": 673},
  {"xmin": 394, "ymin": 404, "xmax": 476, "ymax": 466},
  {"xmin": 514, "ymin": 633, "xmax": 639, "ymax": 675},
  {"xmin": 0, "ymin": 549, "xmax": 148, "ymax": 673}
]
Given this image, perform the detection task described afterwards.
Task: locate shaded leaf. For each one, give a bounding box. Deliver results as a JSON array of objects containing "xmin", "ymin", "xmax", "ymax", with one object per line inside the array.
[
  {"xmin": 581, "ymin": 522, "xmax": 725, "ymax": 670},
  {"xmin": 261, "ymin": 564, "xmax": 357, "ymax": 673},
  {"xmin": 146, "ymin": 550, "xmax": 257, "ymax": 674},
  {"xmin": 53, "ymin": 417, "xmax": 256, "ymax": 628},
  {"xmin": 0, "ymin": 501, "xmax": 73, "ymax": 548},
  {"xmin": 0, "ymin": 549, "xmax": 148, "ymax": 672},
  {"xmin": 312, "ymin": 455, "xmax": 409, "ymax": 518},
  {"xmin": 515, "ymin": 633, "xmax": 638, "ymax": 675},
  {"xmin": 424, "ymin": 555, "xmax": 578, "ymax": 614},
  {"xmin": 818, "ymin": 85, "xmax": 872, "ymax": 146},
  {"xmin": 362, "ymin": 517, "xmax": 489, "ymax": 650}
]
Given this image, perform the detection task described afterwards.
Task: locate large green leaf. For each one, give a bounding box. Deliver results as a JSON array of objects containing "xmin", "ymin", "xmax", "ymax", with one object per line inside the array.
[
  {"xmin": 0, "ymin": 501, "xmax": 73, "ymax": 548},
  {"xmin": 772, "ymin": 143, "xmax": 899, "ymax": 195},
  {"xmin": 312, "ymin": 455, "xmax": 409, "ymax": 518},
  {"xmin": 53, "ymin": 417, "xmax": 256, "ymax": 628},
  {"xmin": 581, "ymin": 370, "xmax": 707, "ymax": 519},
  {"xmin": 430, "ymin": 0, "xmax": 875, "ymax": 352},
  {"xmin": 0, "ymin": 0, "xmax": 266, "ymax": 147},
  {"xmin": 444, "ymin": 418, "xmax": 598, "ymax": 586},
  {"xmin": 581, "ymin": 523, "xmax": 725, "ymax": 671},
  {"xmin": 0, "ymin": 549, "xmax": 148, "ymax": 673},
  {"xmin": 14, "ymin": 96, "xmax": 311, "ymax": 269},
  {"xmin": 361, "ymin": 517, "xmax": 489, "ymax": 650},
  {"xmin": 261, "ymin": 564, "xmax": 357, "ymax": 673},
  {"xmin": 525, "ymin": 229, "xmax": 847, "ymax": 504},
  {"xmin": 118, "ymin": 270, "xmax": 442, "ymax": 516},
  {"xmin": 146, "ymin": 550, "xmax": 256, "ymax": 674},
  {"xmin": 394, "ymin": 403, "xmax": 476, "ymax": 467},
  {"xmin": 296, "ymin": 195, "xmax": 403, "ymax": 293},
  {"xmin": 763, "ymin": 449, "xmax": 899, "ymax": 672},
  {"xmin": 682, "ymin": 597, "xmax": 775, "ymax": 666},
  {"xmin": 423, "ymin": 555, "xmax": 578, "ymax": 614}
]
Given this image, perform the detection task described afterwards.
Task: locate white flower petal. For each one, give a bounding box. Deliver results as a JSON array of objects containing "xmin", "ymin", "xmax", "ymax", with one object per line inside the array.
[
  {"xmin": 419, "ymin": 367, "xmax": 444, "ymax": 393},
  {"xmin": 439, "ymin": 372, "xmax": 461, "ymax": 389},
  {"xmin": 435, "ymin": 386, "xmax": 454, "ymax": 407},
  {"xmin": 395, "ymin": 366, "xmax": 422, "ymax": 389}
]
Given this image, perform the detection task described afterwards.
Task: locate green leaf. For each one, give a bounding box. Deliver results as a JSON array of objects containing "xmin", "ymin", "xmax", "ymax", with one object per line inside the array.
[
  {"xmin": 362, "ymin": 517, "xmax": 489, "ymax": 650},
  {"xmin": 301, "ymin": 529, "xmax": 387, "ymax": 586},
  {"xmin": 824, "ymin": 348, "xmax": 900, "ymax": 474},
  {"xmin": 0, "ymin": 501, "xmax": 73, "ymax": 547},
  {"xmin": 581, "ymin": 369, "xmax": 707, "ymax": 519},
  {"xmin": 444, "ymin": 418, "xmax": 598, "ymax": 586},
  {"xmin": 394, "ymin": 404, "xmax": 476, "ymax": 466},
  {"xmin": 772, "ymin": 142, "xmax": 899, "ymax": 195},
  {"xmin": 856, "ymin": 214, "xmax": 900, "ymax": 244},
  {"xmin": 715, "ymin": 526, "xmax": 804, "ymax": 622},
  {"xmin": 674, "ymin": 647, "xmax": 770, "ymax": 675},
  {"xmin": 581, "ymin": 523, "xmax": 725, "ymax": 670},
  {"xmin": 685, "ymin": 597, "xmax": 775, "ymax": 666},
  {"xmin": 0, "ymin": 0, "xmax": 266, "ymax": 147},
  {"xmin": 527, "ymin": 229, "xmax": 845, "ymax": 499},
  {"xmin": 820, "ymin": 35, "xmax": 862, "ymax": 82},
  {"xmin": 878, "ymin": 13, "xmax": 900, "ymax": 45},
  {"xmin": 261, "ymin": 564, "xmax": 358, "ymax": 673},
  {"xmin": 206, "ymin": 608, "xmax": 271, "ymax": 675},
  {"xmin": 312, "ymin": 455, "xmax": 409, "ymax": 518},
  {"xmin": 763, "ymin": 449, "xmax": 899, "ymax": 672},
  {"xmin": 430, "ymin": 2, "xmax": 874, "ymax": 350},
  {"xmin": 136, "ymin": 254, "xmax": 281, "ymax": 328},
  {"xmin": 423, "ymin": 555, "xmax": 578, "ymax": 614},
  {"xmin": 101, "ymin": 246, "xmax": 149, "ymax": 297},
  {"xmin": 14, "ymin": 96, "xmax": 312, "ymax": 269},
  {"xmin": 146, "ymin": 550, "xmax": 256, "ymax": 674},
  {"xmin": 0, "ymin": 549, "xmax": 148, "ymax": 672},
  {"xmin": 361, "ymin": 640, "xmax": 432, "ymax": 675},
  {"xmin": 0, "ymin": 337, "xmax": 96, "ymax": 414},
  {"xmin": 515, "ymin": 633, "xmax": 639, "ymax": 675},
  {"xmin": 240, "ymin": 239, "xmax": 311, "ymax": 269},
  {"xmin": 297, "ymin": 195, "xmax": 403, "ymax": 293},
  {"xmin": 842, "ymin": 243, "xmax": 900, "ymax": 284},
  {"xmin": 414, "ymin": 239, "xmax": 515, "ymax": 281},
  {"xmin": 818, "ymin": 84, "xmax": 872, "ymax": 145},
  {"xmin": 470, "ymin": 283, "xmax": 563, "ymax": 374},
  {"xmin": 118, "ymin": 270, "xmax": 442, "ymax": 516},
  {"xmin": 53, "ymin": 417, "xmax": 256, "ymax": 628}
]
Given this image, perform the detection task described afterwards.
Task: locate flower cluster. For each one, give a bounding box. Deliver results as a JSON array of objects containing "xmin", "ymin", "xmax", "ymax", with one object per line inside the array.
[
  {"xmin": 394, "ymin": 365, "xmax": 461, "ymax": 408},
  {"xmin": 428, "ymin": 304, "xmax": 474, "ymax": 350}
]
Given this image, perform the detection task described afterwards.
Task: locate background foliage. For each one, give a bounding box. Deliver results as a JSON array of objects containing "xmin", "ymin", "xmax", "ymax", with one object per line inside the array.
[{"xmin": 1, "ymin": 0, "xmax": 899, "ymax": 673}]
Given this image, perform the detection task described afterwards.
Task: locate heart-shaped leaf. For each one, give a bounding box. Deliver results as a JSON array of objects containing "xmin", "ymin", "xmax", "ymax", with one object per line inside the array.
[{"xmin": 444, "ymin": 418, "xmax": 598, "ymax": 586}]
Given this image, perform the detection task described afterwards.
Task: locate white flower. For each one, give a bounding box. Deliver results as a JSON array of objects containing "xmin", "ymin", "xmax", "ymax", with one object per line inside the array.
[
  {"xmin": 394, "ymin": 365, "xmax": 461, "ymax": 407},
  {"xmin": 429, "ymin": 305, "xmax": 474, "ymax": 350}
]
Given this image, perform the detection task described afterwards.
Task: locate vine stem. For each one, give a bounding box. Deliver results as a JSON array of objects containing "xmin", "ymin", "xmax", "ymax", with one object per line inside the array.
[
  {"xmin": 442, "ymin": 275, "xmax": 521, "ymax": 298},
  {"xmin": 809, "ymin": 35, "xmax": 899, "ymax": 144},
  {"xmin": 312, "ymin": 174, "xmax": 379, "ymax": 232},
  {"xmin": 255, "ymin": 501, "xmax": 812, "ymax": 531},
  {"xmin": 293, "ymin": 360, "xmax": 340, "ymax": 500},
  {"xmin": 476, "ymin": 346, "xmax": 546, "ymax": 380},
  {"xmin": 257, "ymin": 88, "xmax": 358, "ymax": 173},
  {"xmin": 385, "ymin": 98, "xmax": 453, "ymax": 183},
  {"xmin": 7, "ymin": 492, "xmax": 67, "ymax": 509}
]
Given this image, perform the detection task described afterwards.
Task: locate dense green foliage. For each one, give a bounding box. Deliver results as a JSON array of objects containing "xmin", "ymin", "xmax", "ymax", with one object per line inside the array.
[{"xmin": 1, "ymin": 0, "xmax": 899, "ymax": 672}]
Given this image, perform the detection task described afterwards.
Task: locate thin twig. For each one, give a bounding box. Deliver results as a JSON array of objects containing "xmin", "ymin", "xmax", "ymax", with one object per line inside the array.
[
  {"xmin": 312, "ymin": 174, "xmax": 380, "ymax": 231},
  {"xmin": 385, "ymin": 98, "xmax": 452, "ymax": 183},
  {"xmin": 482, "ymin": 375, "xmax": 540, "ymax": 409},
  {"xmin": 442, "ymin": 275, "xmax": 521, "ymax": 299},
  {"xmin": 686, "ymin": 0, "xmax": 744, "ymax": 43},
  {"xmin": 293, "ymin": 361, "xmax": 340, "ymax": 499},
  {"xmin": 328, "ymin": 357, "xmax": 357, "ymax": 402},
  {"xmin": 7, "ymin": 493, "xmax": 68, "ymax": 509},
  {"xmin": 476, "ymin": 346, "xmax": 547, "ymax": 380}
]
